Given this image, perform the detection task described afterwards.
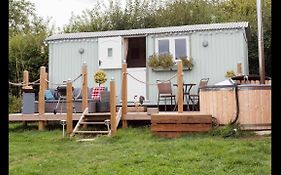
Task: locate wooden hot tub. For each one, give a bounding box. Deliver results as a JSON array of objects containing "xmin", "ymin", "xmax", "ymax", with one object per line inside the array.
[{"xmin": 200, "ymin": 83, "xmax": 271, "ymax": 130}]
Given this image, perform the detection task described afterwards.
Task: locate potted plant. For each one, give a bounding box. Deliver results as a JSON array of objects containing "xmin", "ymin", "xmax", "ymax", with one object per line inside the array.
[
  {"xmin": 148, "ymin": 53, "xmax": 174, "ymax": 70},
  {"xmin": 224, "ymin": 70, "xmax": 236, "ymax": 78},
  {"xmin": 159, "ymin": 53, "xmax": 174, "ymax": 69},
  {"xmin": 179, "ymin": 56, "xmax": 193, "ymax": 70},
  {"xmin": 147, "ymin": 53, "xmax": 160, "ymax": 69},
  {"xmin": 94, "ymin": 70, "xmax": 107, "ymax": 86},
  {"xmin": 148, "ymin": 53, "xmax": 194, "ymax": 71}
]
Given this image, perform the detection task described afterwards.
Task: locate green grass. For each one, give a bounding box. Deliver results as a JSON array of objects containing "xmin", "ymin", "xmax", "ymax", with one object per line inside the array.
[{"xmin": 9, "ymin": 123, "xmax": 271, "ymax": 175}]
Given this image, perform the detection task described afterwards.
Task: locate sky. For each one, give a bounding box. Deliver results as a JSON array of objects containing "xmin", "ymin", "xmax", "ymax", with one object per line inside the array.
[{"xmin": 29, "ymin": 0, "xmax": 111, "ymax": 29}]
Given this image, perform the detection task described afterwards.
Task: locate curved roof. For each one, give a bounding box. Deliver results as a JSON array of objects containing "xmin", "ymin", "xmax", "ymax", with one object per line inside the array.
[{"xmin": 45, "ymin": 21, "xmax": 248, "ymax": 42}]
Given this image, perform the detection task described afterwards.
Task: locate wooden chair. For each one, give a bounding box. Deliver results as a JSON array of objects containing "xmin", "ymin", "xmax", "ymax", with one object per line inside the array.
[
  {"xmin": 156, "ymin": 80, "xmax": 177, "ymax": 111},
  {"xmin": 189, "ymin": 78, "xmax": 209, "ymax": 111}
]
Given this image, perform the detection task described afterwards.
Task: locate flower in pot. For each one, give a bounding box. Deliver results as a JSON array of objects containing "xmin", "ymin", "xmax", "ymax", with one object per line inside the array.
[
  {"xmin": 148, "ymin": 52, "xmax": 174, "ymax": 69},
  {"xmin": 94, "ymin": 70, "xmax": 107, "ymax": 86},
  {"xmin": 179, "ymin": 56, "xmax": 193, "ymax": 70},
  {"xmin": 148, "ymin": 53, "xmax": 161, "ymax": 69},
  {"xmin": 225, "ymin": 70, "xmax": 236, "ymax": 78},
  {"xmin": 159, "ymin": 53, "xmax": 174, "ymax": 69}
]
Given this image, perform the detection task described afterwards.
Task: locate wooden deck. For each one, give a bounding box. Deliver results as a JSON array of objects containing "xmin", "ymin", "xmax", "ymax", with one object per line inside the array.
[
  {"xmin": 9, "ymin": 112, "xmax": 111, "ymax": 121},
  {"xmin": 10, "ymin": 111, "xmax": 214, "ymax": 138}
]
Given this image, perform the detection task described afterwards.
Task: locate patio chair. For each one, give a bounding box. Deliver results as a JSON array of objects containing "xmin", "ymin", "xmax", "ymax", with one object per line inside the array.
[
  {"xmin": 156, "ymin": 80, "xmax": 177, "ymax": 111},
  {"xmin": 189, "ymin": 78, "xmax": 209, "ymax": 111}
]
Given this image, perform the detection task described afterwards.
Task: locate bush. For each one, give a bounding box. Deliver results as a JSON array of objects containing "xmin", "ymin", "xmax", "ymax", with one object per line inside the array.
[{"xmin": 9, "ymin": 95, "xmax": 22, "ymax": 113}]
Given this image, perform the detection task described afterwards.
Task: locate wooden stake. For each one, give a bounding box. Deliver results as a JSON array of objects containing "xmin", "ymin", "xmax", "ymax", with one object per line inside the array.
[
  {"xmin": 121, "ymin": 63, "xmax": 128, "ymax": 128},
  {"xmin": 82, "ymin": 62, "xmax": 88, "ymax": 111},
  {"xmin": 81, "ymin": 63, "xmax": 88, "ymax": 128},
  {"xmin": 38, "ymin": 66, "xmax": 46, "ymax": 130},
  {"xmin": 22, "ymin": 70, "xmax": 33, "ymax": 90},
  {"xmin": 177, "ymin": 60, "xmax": 183, "ymax": 113},
  {"xmin": 110, "ymin": 78, "xmax": 117, "ymax": 136},
  {"xmin": 66, "ymin": 79, "xmax": 73, "ymax": 135},
  {"xmin": 23, "ymin": 70, "xmax": 29, "ymax": 88},
  {"xmin": 237, "ymin": 62, "xmax": 242, "ymax": 76},
  {"xmin": 22, "ymin": 70, "xmax": 29, "ymax": 126}
]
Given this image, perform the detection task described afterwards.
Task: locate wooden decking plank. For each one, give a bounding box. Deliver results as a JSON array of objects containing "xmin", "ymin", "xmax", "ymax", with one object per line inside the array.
[
  {"xmin": 79, "ymin": 122, "xmax": 105, "ymax": 125},
  {"xmin": 9, "ymin": 112, "xmax": 111, "ymax": 121},
  {"xmin": 151, "ymin": 115, "xmax": 212, "ymax": 124},
  {"xmin": 9, "ymin": 113, "xmax": 81, "ymax": 121},
  {"xmin": 84, "ymin": 112, "xmax": 111, "ymax": 116},
  {"xmin": 151, "ymin": 123, "xmax": 212, "ymax": 132},
  {"xmin": 124, "ymin": 113, "xmax": 151, "ymax": 120}
]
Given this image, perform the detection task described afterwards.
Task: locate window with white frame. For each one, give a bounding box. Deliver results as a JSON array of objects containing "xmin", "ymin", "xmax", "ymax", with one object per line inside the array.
[
  {"xmin": 108, "ymin": 48, "xmax": 113, "ymax": 57},
  {"xmin": 155, "ymin": 36, "xmax": 190, "ymax": 60}
]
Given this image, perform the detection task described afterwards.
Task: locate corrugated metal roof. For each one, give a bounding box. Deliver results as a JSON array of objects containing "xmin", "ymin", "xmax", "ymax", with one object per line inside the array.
[{"xmin": 45, "ymin": 21, "xmax": 248, "ymax": 42}]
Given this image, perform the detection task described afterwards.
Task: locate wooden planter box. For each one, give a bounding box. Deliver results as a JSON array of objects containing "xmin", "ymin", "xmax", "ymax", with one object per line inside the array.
[
  {"xmin": 152, "ymin": 66, "xmax": 192, "ymax": 72},
  {"xmin": 151, "ymin": 112, "xmax": 212, "ymax": 138}
]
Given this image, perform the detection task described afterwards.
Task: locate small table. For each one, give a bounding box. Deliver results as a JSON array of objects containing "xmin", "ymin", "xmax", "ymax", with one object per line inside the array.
[{"xmin": 173, "ymin": 83, "xmax": 196, "ymax": 110}]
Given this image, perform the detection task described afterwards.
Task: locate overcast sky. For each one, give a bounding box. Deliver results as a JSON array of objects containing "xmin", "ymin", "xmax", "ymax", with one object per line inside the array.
[{"xmin": 29, "ymin": 0, "xmax": 116, "ymax": 29}]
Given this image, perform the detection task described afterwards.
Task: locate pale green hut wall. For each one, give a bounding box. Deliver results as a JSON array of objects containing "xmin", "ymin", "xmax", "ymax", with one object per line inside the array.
[
  {"xmin": 190, "ymin": 29, "xmax": 248, "ymax": 86},
  {"xmin": 146, "ymin": 29, "xmax": 248, "ymax": 104},
  {"xmin": 48, "ymin": 40, "xmax": 99, "ymax": 89},
  {"xmin": 48, "ymin": 39, "xmax": 123, "ymax": 103}
]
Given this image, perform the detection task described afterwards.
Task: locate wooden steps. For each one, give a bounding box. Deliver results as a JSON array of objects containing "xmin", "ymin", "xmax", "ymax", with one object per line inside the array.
[
  {"xmin": 79, "ymin": 121, "xmax": 106, "ymax": 125},
  {"xmin": 71, "ymin": 108, "xmax": 111, "ymax": 137},
  {"xmin": 151, "ymin": 112, "xmax": 212, "ymax": 138}
]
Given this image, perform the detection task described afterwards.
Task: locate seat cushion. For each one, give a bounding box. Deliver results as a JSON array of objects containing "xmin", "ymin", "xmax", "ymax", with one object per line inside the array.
[
  {"xmin": 45, "ymin": 90, "xmax": 55, "ymax": 100},
  {"xmin": 91, "ymin": 87, "xmax": 106, "ymax": 101}
]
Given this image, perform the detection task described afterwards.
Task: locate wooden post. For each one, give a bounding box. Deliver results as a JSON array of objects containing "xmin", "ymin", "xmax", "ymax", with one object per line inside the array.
[
  {"xmin": 22, "ymin": 70, "xmax": 29, "ymax": 126},
  {"xmin": 121, "ymin": 62, "xmax": 128, "ymax": 128},
  {"xmin": 82, "ymin": 62, "xmax": 88, "ymax": 111},
  {"xmin": 257, "ymin": 0, "xmax": 266, "ymax": 84},
  {"xmin": 45, "ymin": 73, "xmax": 48, "ymax": 88},
  {"xmin": 177, "ymin": 60, "xmax": 183, "ymax": 113},
  {"xmin": 22, "ymin": 70, "xmax": 33, "ymax": 90},
  {"xmin": 81, "ymin": 63, "xmax": 88, "ymax": 128},
  {"xmin": 110, "ymin": 78, "xmax": 117, "ymax": 136},
  {"xmin": 38, "ymin": 66, "xmax": 46, "ymax": 130},
  {"xmin": 23, "ymin": 70, "xmax": 29, "ymax": 88},
  {"xmin": 66, "ymin": 79, "xmax": 73, "ymax": 135},
  {"xmin": 237, "ymin": 62, "xmax": 242, "ymax": 76}
]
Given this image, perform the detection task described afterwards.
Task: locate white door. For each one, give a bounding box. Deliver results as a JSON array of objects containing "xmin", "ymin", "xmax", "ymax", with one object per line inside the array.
[
  {"xmin": 127, "ymin": 68, "xmax": 146, "ymax": 102},
  {"xmin": 98, "ymin": 36, "xmax": 122, "ymax": 69}
]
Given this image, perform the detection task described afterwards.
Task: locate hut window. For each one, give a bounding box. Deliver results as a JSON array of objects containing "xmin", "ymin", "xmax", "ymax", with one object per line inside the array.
[
  {"xmin": 158, "ymin": 40, "xmax": 169, "ymax": 54},
  {"xmin": 175, "ymin": 39, "xmax": 187, "ymax": 59},
  {"xmin": 155, "ymin": 36, "xmax": 190, "ymax": 61},
  {"xmin": 108, "ymin": 48, "xmax": 113, "ymax": 57}
]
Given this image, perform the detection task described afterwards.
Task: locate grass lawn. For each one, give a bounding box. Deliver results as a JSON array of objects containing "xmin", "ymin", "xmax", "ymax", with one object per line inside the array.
[{"xmin": 9, "ymin": 122, "xmax": 271, "ymax": 175}]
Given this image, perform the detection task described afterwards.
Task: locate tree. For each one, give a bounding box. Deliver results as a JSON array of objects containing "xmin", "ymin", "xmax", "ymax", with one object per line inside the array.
[
  {"xmin": 218, "ymin": 0, "xmax": 271, "ymax": 76},
  {"xmin": 9, "ymin": 0, "xmax": 51, "ymax": 96},
  {"xmin": 63, "ymin": 0, "xmax": 161, "ymax": 33},
  {"xmin": 64, "ymin": 0, "xmax": 271, "ymax": 76},
  {"xmin": 9, "ymin": 0, "xmax": 35, "ymax": 36}
]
